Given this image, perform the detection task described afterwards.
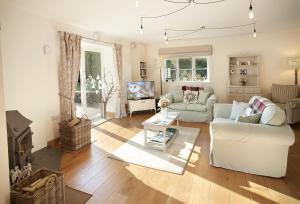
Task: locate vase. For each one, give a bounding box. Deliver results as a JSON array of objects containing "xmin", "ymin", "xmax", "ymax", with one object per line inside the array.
[
  {"xmin": 161, "ymin": 108, "xmax": 168, "ymax": 118},
  {"xmin": 100, "ymin": 102, "xmax": 107, "ymax": 119}
]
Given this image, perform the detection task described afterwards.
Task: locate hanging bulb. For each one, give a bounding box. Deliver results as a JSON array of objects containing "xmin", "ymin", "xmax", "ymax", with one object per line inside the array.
[
  {"xmin": 249, "ymin": 0, "xmax": 254, "ymax": 19},
  {"xmin": 135, "ymin": 0, "xmax": 139, "ymax": 7},
  {"xmin": 165, "ymin": 38, "xmax": 169, "ymax": 44},
  {"xmin": 249, "ymin": 10, "xmax": 254, "ymax": 19},
  {"xmin": 253, "ymin": 25, "xmax": 257, "ymax": 38},
  {"xmin": 164, "ymin": 31, "xmax": 167, "ymax": 40},
  {"xmin": 140, "ymin": 24, "xmax": 144, "ymax": 35}
]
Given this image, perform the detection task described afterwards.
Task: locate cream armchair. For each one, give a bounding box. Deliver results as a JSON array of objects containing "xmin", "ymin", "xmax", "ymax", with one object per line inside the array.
[{"xmin": 271, "ymin": 84, "xmax": 300, "ymax": 124}]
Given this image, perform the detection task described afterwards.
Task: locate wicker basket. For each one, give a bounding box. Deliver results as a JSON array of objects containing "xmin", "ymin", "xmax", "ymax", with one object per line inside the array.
[
  {"xmin": 59, "ymin": 117, "xmax": 91, "ymax": 151},
  {"xmin": 11, "ymin": 168, "xmax": 65, "ymax": 204}
]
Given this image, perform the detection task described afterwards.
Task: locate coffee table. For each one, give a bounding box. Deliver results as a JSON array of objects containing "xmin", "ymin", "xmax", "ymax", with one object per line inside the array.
[{"xmin": 142, "ymin": 112, "xmax": 180, "ymax": 151}]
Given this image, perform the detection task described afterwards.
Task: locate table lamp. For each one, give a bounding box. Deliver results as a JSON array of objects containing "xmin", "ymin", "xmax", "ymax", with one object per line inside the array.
[{"xmin": 288, "ymin": 56, "xmax": 300, "ymax": 85}]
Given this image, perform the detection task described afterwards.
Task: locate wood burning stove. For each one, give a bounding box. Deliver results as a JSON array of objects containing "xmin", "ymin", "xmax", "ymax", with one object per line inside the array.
[{"xmin": 6, "ymin": 110, "xmax": 33, "ymax": 170}]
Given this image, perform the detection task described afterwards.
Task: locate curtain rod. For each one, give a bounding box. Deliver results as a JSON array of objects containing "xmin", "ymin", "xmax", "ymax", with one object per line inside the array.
[{"xmin": 57, "ymin": 31, "xmax": 115, "ymax": 45}]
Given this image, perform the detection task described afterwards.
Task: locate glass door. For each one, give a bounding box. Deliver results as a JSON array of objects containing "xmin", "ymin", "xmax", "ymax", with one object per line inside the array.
[{"xmin": 75, "ymin": 43, "xmax": 106, "ymax": 126}]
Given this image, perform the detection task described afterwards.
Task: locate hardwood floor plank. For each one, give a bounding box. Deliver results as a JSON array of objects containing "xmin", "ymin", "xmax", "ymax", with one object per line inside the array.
[{"xmin": 58, "ymin": 113, "xmax": 300, "ymax": 204}]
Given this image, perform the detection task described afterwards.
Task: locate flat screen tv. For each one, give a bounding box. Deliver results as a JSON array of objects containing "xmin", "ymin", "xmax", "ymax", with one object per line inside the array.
[{"xmin": 127, "ymin": 81, "xmax": 155, "ymax": 100}]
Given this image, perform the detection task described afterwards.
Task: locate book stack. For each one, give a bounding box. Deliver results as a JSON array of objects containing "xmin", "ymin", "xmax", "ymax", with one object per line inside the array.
[{"xmin": 148, "ymin": 128, "xmax": 177, "ymax": 144}]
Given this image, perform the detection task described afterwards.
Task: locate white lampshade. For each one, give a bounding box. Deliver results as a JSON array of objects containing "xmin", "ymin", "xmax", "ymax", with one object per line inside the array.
[{"xmin": 288, "ymin": 56, "xmax": 300, "ymax": 68}]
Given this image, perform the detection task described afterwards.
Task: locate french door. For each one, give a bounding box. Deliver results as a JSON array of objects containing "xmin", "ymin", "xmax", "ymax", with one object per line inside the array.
[{"xmin": 75, "ymin": 42, "xmax": 105, "ymax": 125}]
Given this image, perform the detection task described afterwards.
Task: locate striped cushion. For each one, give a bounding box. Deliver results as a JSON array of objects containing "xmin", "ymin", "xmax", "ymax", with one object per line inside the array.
[
  {"xmin": 249, "ymin": 96, "xmax": 273, "ymax": 113},
  {"xmin": 249, "ymin": 96, "xmax": 286, "ymax": 126},
  {"xmin": 271, "ymin": 84, "xmax": 299, "ymax": 104}
]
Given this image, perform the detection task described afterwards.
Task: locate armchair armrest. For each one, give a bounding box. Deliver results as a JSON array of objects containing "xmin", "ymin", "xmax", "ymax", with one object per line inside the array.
[
  {"xmin": 206, "ymin": 94, "xmax": 217, "ymax": 121},
  {"xmin": 213, "ymin": 103, "xmax": 232, "ymax": 119},
  {"xmin": 287, "ymin": 98, "xmax": 300, "ymax": 109}
]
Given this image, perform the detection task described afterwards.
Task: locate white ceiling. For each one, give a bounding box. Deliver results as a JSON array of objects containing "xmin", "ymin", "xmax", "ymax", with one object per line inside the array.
[{"xmin": 1, "ymin": 0, "xmax": 300, "ymax": 43}]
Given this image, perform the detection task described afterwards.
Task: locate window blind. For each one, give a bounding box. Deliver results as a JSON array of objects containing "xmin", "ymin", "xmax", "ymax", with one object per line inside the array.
[{"xmin": 158, "ymin": 45, "xmax": 212, "ymax": 57}]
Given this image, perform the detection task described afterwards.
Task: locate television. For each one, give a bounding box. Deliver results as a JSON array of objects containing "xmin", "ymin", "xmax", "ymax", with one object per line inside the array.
[{"xmin": 127, "ymin": 81, "xmax": 155, "ymax": 100}]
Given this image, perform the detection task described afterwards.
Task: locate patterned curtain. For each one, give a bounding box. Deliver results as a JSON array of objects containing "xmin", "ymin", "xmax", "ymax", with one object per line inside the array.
[
  {"xmin": 114, "ymin": 44, "xmax": 127, "ymax": 118},
  {"xmin": 58, "ymin": 32, "xmax": 82, "ymax": 122}
]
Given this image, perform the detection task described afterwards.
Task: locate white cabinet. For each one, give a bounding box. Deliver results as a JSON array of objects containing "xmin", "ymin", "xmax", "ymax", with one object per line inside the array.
[
  {"xmin": 228, "ymin": 86, "xmax": 261, "ymax": 102},
  {"xmin": 128, "ymin": 99, "xmax": 156, "ymax": 117},
  {"xmin": 228, "ymin": 55, "xmax": 262, "ymax": 102}
]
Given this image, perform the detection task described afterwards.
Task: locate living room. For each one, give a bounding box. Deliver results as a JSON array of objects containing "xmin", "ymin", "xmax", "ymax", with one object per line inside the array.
[{"xmin": 0, "ymin": 0, "xmax": 300, "ymax": 203}]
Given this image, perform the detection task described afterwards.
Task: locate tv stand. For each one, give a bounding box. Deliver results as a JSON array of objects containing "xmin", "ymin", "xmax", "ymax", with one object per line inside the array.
[{"xmin": 128, "ymin": 99, "xmax": 156, "ymax": 117}]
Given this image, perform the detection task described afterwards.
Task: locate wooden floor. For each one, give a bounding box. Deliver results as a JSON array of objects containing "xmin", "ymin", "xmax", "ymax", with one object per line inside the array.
[{"xmin": 60, "ymin": 112, "xmax": 300, "ymax": 204}]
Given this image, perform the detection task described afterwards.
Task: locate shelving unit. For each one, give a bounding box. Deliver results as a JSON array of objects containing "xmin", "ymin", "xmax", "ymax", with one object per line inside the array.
[
  {"xmin": 140, "ymin": 61, "xmax": 147, "ymax": 80},
  {"xmin": 228, "ymin": 55, "xmax": 261, "ymax": 102}
]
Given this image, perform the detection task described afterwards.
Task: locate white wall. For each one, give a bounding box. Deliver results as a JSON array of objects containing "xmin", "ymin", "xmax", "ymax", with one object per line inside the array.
[
  {"xmin": 0, "ymin": 4, "xmax": 133, "ymax": 151},
  {"xmin": 146, "ymin": 29, "xmax": 300, "ymax": 102},
  {"xmin": 130, "ymin": 43, "xmax": 147, "ymax": 82},
  {"xmin": 0, "ymin": 37, "xmax": 10, "ymax": 204}
]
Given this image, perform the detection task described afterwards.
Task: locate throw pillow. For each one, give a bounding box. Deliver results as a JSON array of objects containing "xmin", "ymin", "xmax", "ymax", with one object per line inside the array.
[
  {"xmin": 229, "ymin": 100, "xmax": 249, "ymax": 120},
  {"xmin": 236, "ymin": 112, "xmax": 262, "ymax": 124},
  {"xmin": 171, "ymin": 89, "xmax": 184, "ymax": 103},
  {"xmin": 245, "ymin": 107, "xmax": 253, "ymax": 116},
  {"xmin": 197, "ymin": 91, "xmax": 211, "ymax": 104},
  {"xmin": 183, "ymin": 90, "xmax": 198, "ymax": 104}
]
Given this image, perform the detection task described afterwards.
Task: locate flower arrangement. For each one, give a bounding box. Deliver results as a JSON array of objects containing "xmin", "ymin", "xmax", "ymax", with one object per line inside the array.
[
  {"xmin": 85, "ymin": 72, "xmax": 117, "ymax": 103},
  {"xmin": 159, "ymin": 97, "xmax": 170, "ymax": 109}
]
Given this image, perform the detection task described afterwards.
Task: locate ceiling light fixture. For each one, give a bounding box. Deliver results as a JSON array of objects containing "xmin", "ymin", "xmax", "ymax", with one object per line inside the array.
[
  {"xmin": 139, "ymin": 0, "xmax": 225, "ymax": 35},
  {"xmin": 136, "ymin": 0, "xmax": 139, "ymax": 7},
  {"xmin": 165, "ymin": 23, "xmax": 256, "ymax": 41},
  {"xmin": 140, "ymin": 17, "xmax": 144, "ymax": 35},
  {"xmin": 253, "ymin": 22, "xmax": 257, "ymax": 38},
  {"xmin": 249, "ymin": 0, "xmax": 254, "ymax": 19}
]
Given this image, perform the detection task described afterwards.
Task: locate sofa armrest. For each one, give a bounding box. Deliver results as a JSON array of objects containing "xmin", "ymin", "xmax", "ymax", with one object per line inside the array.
[
  {"xmin": 162, "ymin": 93, "xmax": 174, "ymax": 104},
  {"xmin": 213, "ymin": 103, "xmax": 232, "ymax": 119},
  {"xmin": 210, "ymin": 121, "xmax": 295, "ymax": 146},
  {"xmin": 205, "ymin": 94, "xmax": 217, "ymax": 121},
  {"xmin": 287, "ymin": 98, "xmax": 300, "ymax": 109}
]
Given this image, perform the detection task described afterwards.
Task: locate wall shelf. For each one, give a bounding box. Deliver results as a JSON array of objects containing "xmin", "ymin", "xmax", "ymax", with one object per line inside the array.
[{"xmin": 228, "ymin": 55, "xmax": 261, "ymax": 102}]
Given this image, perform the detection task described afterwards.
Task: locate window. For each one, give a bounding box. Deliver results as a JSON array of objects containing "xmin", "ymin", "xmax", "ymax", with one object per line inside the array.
[
  {"xmin": 195, "ymin": 57, "xmax": 208, "ymax": 81},
  {"xmin": 165, "ymin": 59, "xmax": 176, "ymax": 81},
  {"xmin": 164, "ymin": 56, "xmax": 209, "ymax": 82},
  {"xmin": 179, "ymin": 58, "xmax": 192, "ymax": 81}
]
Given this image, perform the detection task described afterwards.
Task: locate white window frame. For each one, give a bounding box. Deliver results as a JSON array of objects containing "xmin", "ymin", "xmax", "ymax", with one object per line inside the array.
[{"xmin": 164, "ymin": 56, "xmax": 211, "ymax": 83}]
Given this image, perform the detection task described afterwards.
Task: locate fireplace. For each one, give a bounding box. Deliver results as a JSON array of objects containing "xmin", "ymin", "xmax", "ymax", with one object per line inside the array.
[{"xmin": 6, "ymin": 110, "xmax": 33, "ymax": 170}]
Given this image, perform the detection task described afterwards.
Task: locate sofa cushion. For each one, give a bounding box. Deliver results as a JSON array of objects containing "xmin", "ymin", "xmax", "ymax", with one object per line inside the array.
[
  {"xmin": 229, "ymin": 100, "xmax": 249, "ymax": 120},
  {"xmin": 249, "ymin": 96, "xmax": 286, "ymax": 126},
  {"xmin": 169, "ymin": 103, "xmax": 187, "ymax": 111},
  {"xmin": 236, "ymin": 112, "xmax": 262, "ymax": 124},
  {"xmin": 197, "ymin": 91, "xmax": 211, "ymax": 104},
  {"xmin": 171, "ymin": 89, "xmax": 183, "ymax": 103},
  {"xmin": 183, "ymin": 90, "xmax": 198, "ymax": 104},
  {"xmin": 186, "ymin": 104, "xmax": 207, "ymax": 112}
]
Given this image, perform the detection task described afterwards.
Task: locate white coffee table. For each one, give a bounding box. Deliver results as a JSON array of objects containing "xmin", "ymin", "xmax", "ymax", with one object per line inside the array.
[{"xmin": 142, "ymin": 112, "xmax": 180, "ymax": 151}]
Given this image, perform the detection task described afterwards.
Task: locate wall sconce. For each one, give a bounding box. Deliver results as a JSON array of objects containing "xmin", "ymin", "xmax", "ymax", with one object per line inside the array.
[{"xmin": 288, "ymin": 56, "xmax": 300, "ymax": 85}]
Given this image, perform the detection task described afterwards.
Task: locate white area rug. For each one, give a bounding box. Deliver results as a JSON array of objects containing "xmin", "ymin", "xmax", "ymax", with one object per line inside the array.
[{"xmin": 108, "ymin": 126, "xmax": 200, "ymax": 174}]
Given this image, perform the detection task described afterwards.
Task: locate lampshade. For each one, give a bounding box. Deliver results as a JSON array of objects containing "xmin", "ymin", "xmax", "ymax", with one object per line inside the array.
[{"xmin": 288, "ymin": 56, "xmax": 300, "ymax": 68}]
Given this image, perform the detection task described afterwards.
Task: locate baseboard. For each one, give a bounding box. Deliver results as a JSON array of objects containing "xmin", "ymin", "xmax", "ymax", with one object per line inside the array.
[{"xmin": 47, "ymin": 137, "xmax": 60, "ymax": 147}]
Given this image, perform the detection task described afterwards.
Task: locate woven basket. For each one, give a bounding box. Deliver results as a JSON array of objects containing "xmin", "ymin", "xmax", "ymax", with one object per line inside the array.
[
  {"xmin": 59, "ymin": 117, "xmax": 91, "ymax": 151},
  {"xmin": 11, "ymin": 168, "xmax": 64, "ymax": 204}
]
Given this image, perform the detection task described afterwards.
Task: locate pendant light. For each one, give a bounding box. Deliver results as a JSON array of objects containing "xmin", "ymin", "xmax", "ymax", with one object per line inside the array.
[{"xmin": 249, "ymin": 0, "xmax": 254, "ymax": 19}]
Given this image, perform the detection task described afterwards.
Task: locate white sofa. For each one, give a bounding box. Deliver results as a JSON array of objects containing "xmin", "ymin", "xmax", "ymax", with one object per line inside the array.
[{"xmin": 210, "ymin": 97, "xmax": 295, "ymax": 178}]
